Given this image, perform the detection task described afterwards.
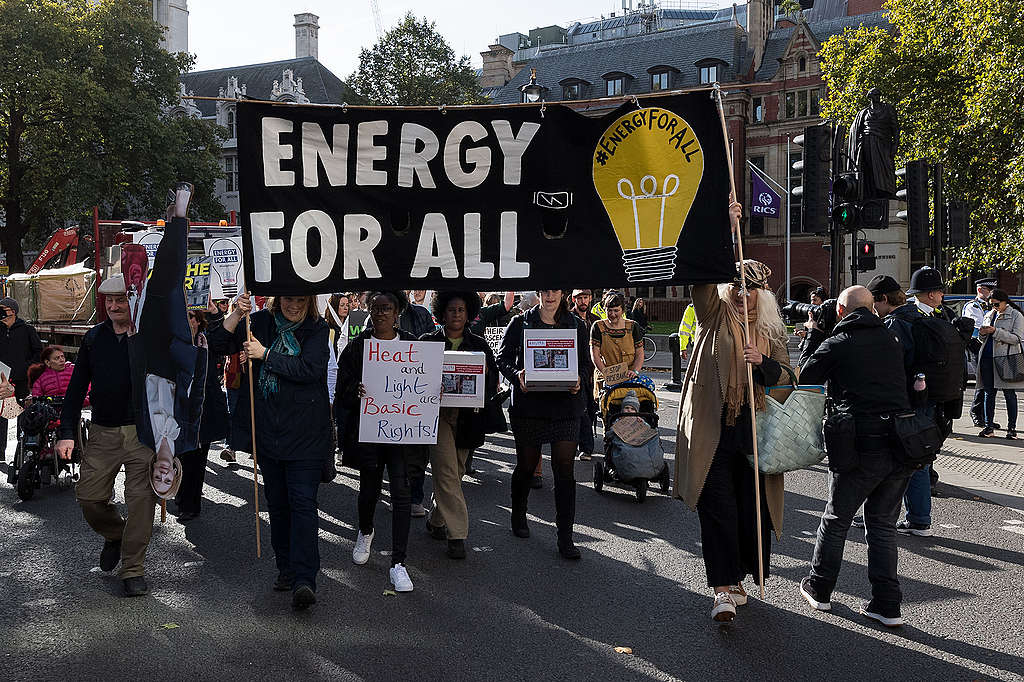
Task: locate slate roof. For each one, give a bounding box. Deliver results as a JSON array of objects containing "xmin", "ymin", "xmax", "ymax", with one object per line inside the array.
[
  {"xmin": 754, "ymin": 9, "xmax": 891, "ymax": 80},
  {"xmin": 180, "ymin": 57, "xmax": 359, "ymax": 117},
  {"xmin": 490, "ymin": 19, "xmax": 747, "ymax": 104}
]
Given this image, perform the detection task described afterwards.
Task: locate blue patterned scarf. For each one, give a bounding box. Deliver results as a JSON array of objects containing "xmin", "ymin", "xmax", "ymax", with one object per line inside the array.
[{"xmin": 257, "ymin": 311, "xmax": 303, "ymax": 398}]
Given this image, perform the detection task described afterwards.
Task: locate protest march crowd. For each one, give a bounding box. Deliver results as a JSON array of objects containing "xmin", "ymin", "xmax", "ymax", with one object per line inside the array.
[{"xmin": 2, "ymin": 187, "xmax": 1022, "ymax": 628}]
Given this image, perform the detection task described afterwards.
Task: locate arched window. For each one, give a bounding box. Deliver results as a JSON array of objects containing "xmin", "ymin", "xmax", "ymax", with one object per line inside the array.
[
  {"xmin": 226, "ymin": 108, "xmax": 236, "ymax": 138},
  {"xmin": 798, "ymin": 56, "xmax": 807, "ymax": 72}
]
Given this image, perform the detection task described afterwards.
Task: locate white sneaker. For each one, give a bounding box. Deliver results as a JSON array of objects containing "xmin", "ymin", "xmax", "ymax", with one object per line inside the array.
[
  {"xmin": 728, "ymin": 584, "xmax": 748, "ymax": 606},
  {"xmin": 410, "ymin": 503, "xmax": 427, "ymax": 518},
  {"xmin": 352, "ymin": 530, "xmax": 374, "ymax": 565},
  {"xmin": 389, "ymin": 563, "xmax": 414, "ymax": 592},
  {"xmin": 711, "ymin": 591, "xmax": 736, "ymax": 622}
]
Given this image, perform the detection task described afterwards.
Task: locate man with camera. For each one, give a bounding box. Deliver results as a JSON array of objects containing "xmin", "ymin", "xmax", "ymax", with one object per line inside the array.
[{"xmin": 795, "ymin": 285, "xmax": 914, "ymax": 628}]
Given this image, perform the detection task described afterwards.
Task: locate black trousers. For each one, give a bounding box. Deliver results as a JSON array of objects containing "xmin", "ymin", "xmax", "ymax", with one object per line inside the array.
[
  {"xmin": 696, "ymin": 425, "xmax": 772, "ymax": 588},
  {"xmin": 175, "ymin": 444, "xmax": 211, "ymax": 515},
  {"xmin": 358, "ymin": 444, "xmax": 418, "ymax": 565}
]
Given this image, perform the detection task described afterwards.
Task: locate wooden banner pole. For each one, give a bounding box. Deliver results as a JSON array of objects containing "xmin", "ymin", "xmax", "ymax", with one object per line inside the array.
[
  {"xmin": 244, "ymin": 305, "xmax": 261, "ymax": 559},
  {"xmin": 713, "ymin": 84, "xmax": 766, "ymax": 600}
]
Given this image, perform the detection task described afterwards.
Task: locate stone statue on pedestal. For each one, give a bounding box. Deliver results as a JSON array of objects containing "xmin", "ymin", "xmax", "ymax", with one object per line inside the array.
[{"xmin": 847, "ymin": 88, "xmax": 900, "ymax": 200}]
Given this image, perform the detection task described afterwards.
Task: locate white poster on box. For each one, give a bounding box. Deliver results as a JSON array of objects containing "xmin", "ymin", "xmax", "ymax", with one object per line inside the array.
[
  {"xmin": 524, "ymin": 328, "xmax": 578, "ymax": 390},
  {"xmin": 203, "ymin": 237, "xmax": 245, "ymax": 299},
  {"xmin": 441, "ymin": 351, "xmax": 486, "ymax": 408},
  {"xmin": 359, "ymin": 339, "xmax": 444, "ymax": 445}
]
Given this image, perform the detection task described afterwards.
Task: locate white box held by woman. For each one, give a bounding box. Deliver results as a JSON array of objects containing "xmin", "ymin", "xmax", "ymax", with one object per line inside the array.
[
  {"xmin": 441, "ymin": 351, "xmax": 486, "ymax": 408},
  {"xmin": 524, "ymin": 329, "xmax": 578, "ymax": 391}
]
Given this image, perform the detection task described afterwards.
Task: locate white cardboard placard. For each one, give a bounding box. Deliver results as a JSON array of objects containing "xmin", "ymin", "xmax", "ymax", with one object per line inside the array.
[
  {"xmin": 203, "ymin": 237, "xmax": 245, "ymax": 299},
  {"xmin": 358, "ymin": 339, "xmax": 444, "ymax": 444}
]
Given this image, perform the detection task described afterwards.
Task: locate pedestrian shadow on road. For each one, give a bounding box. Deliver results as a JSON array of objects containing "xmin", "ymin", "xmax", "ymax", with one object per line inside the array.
[{"xmin": 827, "ymin": 603, "xmax": 1024, "ymax": 678}]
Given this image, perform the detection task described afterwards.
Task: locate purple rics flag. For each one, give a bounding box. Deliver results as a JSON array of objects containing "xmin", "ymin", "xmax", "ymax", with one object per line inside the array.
[{"xmin": 750, "ymin": 170, "xmax": 781, "ymax": 217}]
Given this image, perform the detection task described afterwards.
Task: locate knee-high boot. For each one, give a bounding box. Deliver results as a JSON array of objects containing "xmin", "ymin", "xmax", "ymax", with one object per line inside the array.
[
  {"xmin": 510, "ymin": 471, "xmax": 531, "ymax": 538},
  {"xmin": 553, "ymin": 478, "xmax": 581, "ymax": 560}
]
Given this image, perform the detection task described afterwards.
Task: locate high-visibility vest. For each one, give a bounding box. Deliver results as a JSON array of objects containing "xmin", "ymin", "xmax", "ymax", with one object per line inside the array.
[{"xmin": 678, "ymin": 304, "xmax": 696, "ymax": 351}]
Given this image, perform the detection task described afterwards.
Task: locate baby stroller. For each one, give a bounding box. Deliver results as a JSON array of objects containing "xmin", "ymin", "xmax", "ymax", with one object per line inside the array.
[
  {"xmin": 8, "ymin": 397, "xmax": 88, "ymax": 501},
  {"xmin": 593, "ymin": 377, "xmax": 670, "ymax": 503}
]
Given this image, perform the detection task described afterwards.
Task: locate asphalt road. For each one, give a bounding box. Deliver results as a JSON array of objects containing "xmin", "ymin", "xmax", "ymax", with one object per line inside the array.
[{"xmin": 1, "ymin": 373, "xmax": 1023, "ymax": 681}]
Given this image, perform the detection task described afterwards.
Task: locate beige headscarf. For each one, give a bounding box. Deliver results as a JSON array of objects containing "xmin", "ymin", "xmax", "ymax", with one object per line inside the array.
[{"xmin": 724, "ymin": 260, "xmax": 772, "ymax": 425}]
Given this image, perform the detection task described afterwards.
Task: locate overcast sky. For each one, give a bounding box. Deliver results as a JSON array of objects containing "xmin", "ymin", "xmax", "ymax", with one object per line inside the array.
[{"xmin": 190, "ymin": 0, "xmax": 736, "ymax": 77}]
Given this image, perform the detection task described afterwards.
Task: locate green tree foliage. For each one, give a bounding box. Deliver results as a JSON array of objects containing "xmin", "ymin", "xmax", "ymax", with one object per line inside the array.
[
  {"xmin": 818, "ymin": 0, "xmax": 1024, "ymax": 282},
  {"xmin": 779, "ymin": 0, "xmax": 804, "ymax": 22},
  {"xmin": 0, "ymin": 0, "xmax": 224, "ymax": 272},
  {"xmin": 350, "ymin": 12, "xmax": 486, "ymax": 106}
]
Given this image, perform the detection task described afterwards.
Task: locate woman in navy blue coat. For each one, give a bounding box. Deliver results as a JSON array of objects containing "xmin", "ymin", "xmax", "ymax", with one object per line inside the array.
[{"xmin": 207, "ymin": 293, "xmax": 331, "ymax": 610}]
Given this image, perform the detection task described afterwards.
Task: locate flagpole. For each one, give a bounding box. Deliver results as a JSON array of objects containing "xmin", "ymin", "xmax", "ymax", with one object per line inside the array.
[
  {"xmin": 714, "ymin": 84, "xmax": 766, "ymax": 600},
  {"xmin": 786, "ymin": 134, "xmax": 792, "ymax": 302}
]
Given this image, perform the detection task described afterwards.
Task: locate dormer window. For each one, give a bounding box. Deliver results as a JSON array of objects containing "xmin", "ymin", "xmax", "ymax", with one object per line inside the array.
[
  {"xmin": 695, "ymin": 58, "xmax": 727, "ymax": 85},
  {"xmin": 226, "ymin": 107, "xmax": 236, "ymax": 138},
  {"xmin": 798, "ymin": 56, "xmax": 807, "ymax": 72},
  {"xmin": 647, "ymin": 65, "xmax": 678, "ymax": 92},
  {"xmin": 559, "ymin": 77, "xmax": 590, "ymax": 101},
  {"xmin": 602, "ymin": 71, "xmax": 631, "ymax": 97}
]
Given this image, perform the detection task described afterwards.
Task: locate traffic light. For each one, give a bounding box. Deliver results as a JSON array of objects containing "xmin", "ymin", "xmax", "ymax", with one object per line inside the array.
[
  {"xmin": 947, "ymin": 201, "xmax": 970, "ymax": 247},
  {"xmin": 857, "ymin": 239, "xmax": 876, "ymax": 271},
  {"xmin": 792, "ymin": 124, "xmax": 831, "ymax": 235},
  {"xmin": 831, "ymin": 171, "xmax": 859, "ymax": 230},
  {"xmin": 896, "ymin": 160, "xmax": 929, "ymax": 249}
]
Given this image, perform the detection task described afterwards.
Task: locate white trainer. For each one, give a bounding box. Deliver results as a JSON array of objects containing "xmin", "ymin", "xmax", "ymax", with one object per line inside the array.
[
  {"xmin": 711, "ymin": 591, "xmax": 737, "ymax": 622},
  {"xmin": 389, "ymin": 563, "xmax": 414, "ymax": 592},
  {"xmin": 728, "ymin": 584, "xmax": 748, "ymax": 606},
  {"xmin": 352, "ymin": 530, "xmax": 374, "ymax": 565}
]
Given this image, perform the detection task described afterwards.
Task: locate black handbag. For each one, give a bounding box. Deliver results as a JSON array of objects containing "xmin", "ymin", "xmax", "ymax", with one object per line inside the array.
[
  {"xmin": 994, "ymin": 343, "xmax": 1024, "ymax": 383},
  {"xmin": 893, "ymin": 407, "xmax": 943, "ymax": 470},
  {"xmin": 822, "ymin": 411, "xmax": 858, "ymax": 473}
]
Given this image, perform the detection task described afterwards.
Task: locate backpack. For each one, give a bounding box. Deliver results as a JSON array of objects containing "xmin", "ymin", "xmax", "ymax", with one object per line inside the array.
[{"xmin": 911, "ymin": 315, "xmax": 966, "ymax": 402}]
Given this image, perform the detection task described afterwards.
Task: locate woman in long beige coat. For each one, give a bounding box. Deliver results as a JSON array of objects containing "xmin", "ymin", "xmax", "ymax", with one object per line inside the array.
[{"xmin": 674, "ymin": 204, "xmax": 792, "ymax": 622}]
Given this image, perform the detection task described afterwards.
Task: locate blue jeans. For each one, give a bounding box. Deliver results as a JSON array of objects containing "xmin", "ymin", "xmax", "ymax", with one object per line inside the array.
[
  {"xmin": 810, "ymin": 446, "xmax": 912, "ymax": 608},
  {"xmin": 982, "ymin": 388, "xmax": 1018, "ymax": 430},
  {"xmin": 259, "ymin": 456, "xmax": 322, "ymax": 591},
  {"xmin": 903, "ymin": 466, "xmax": 932, "ymax": 526}
]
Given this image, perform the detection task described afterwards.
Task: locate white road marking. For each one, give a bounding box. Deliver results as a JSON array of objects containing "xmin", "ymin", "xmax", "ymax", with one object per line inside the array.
[
  {"xmin": 1003, "ymin": 519, "xmax": 1024, "ymax": 525},
  {"xmin": 938, "ymin": 524, "xmax": 960, "ymax": 529},
  {"xmin": 1000, "ymin": 525, "xmax": 1024, "ymax": 537}
]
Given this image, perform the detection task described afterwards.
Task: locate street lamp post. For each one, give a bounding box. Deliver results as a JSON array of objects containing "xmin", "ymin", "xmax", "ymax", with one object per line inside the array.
[{"xmin": 520, "ymin": 67, "xmax": 544, "ymax": 103}]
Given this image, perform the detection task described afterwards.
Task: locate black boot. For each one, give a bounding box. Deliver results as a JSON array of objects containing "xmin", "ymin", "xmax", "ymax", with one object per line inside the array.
[
  {"xmin": 554, "ymin": 478, "xmax": 581, "ymax": 560},
  {"xmin": 510, "ymin": 474, "xmax": 531, "ymax": 538}
]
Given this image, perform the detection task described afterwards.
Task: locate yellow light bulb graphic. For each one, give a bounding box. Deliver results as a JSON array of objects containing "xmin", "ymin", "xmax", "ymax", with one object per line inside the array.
[{"xmin": 593, "ymin": 107, "xmax": 705, "ymax": 282}]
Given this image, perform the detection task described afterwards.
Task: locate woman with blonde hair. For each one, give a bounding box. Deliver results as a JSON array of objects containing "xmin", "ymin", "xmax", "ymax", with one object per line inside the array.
[
  {"xmin": 208, "ymin": 293, "xmax": 331, "ymax": 610},
  {"xmin": 674, "ymin": 201, "xmax": 792, "ymax": 622}
]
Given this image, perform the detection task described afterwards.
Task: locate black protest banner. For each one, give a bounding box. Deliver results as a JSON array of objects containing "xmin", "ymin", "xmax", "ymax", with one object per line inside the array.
[{"xmin": 236, "ymin": 92, "xmax": 735, "ymax": 295}]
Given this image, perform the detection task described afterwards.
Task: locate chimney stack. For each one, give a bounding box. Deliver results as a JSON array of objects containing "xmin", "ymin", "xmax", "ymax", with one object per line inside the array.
[{"xmin": 294, "ymin": 12, "xmax": 319, "ymax": 59}]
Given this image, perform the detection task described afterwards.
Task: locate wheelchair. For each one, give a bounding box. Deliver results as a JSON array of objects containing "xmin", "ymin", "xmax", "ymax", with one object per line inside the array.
[{"xmin": 8, "ymin": 397, "xmax": 89, "ymax": 501}]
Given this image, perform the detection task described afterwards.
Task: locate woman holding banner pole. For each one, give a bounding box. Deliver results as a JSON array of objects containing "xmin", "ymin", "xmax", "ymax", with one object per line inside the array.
[
  {"xmin": 208, "ymin": 293, "xmax": 331, "ymax": 610},
  {"xmin": 336, "ymin": 291, "xmax": 425, "ymax": 592},
  {"xmin": 498, "ymin": 289, "xmax": 592, "ymax": 560},
  {"xmin": 673, "ymin": 202, "xmax": 791, "ymax": 622},
  {"xmin": 420, "ymin": 291, "xmax": 501, "ymax": 560}
]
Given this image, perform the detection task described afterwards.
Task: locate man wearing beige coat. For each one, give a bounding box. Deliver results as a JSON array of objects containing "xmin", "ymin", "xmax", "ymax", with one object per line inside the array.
[{"xmin": 674, "ymin": 201, "xmax": 792, "ymax": 623}]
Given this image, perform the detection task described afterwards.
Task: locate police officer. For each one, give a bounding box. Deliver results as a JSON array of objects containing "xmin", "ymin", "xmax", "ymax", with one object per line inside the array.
[
  {"xmin": 795, "ymin": 285, "xmax": 913, "ymax": 628},
  {"xmin": 963, "ymin": 278, "xmax": 998, "ymax": 427},
  {"xmin": 907, "ymin": 266, "xmax": 956, "ymax": 321}
]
